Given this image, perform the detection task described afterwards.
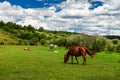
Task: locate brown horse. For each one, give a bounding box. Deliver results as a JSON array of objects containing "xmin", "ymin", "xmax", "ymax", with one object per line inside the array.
[{"xmin": 64, "ymin": 45, "xmax": 96, "ymax": 64}]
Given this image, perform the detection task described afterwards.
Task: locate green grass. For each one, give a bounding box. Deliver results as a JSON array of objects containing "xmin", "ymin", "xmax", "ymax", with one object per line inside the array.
[
  {"xmin": 0, "ymin": 45, "xmax": 120, "ymax": 80},
  {"xmin": 0, "ymin": 29, "xmax": 18, "ymax": 44}
]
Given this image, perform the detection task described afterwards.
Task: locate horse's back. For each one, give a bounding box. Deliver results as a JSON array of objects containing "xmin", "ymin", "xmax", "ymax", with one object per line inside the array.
[
  {"xmin": 69, "ymin": 45, "xmax": 79, "ymax": 52},
  {"xmin": 79, "ymin": 46, "xmax": 86, "ymax": 52},
  {"xmin": 69, "ymin": 45, "xmax": 81, "ymax": 56}
]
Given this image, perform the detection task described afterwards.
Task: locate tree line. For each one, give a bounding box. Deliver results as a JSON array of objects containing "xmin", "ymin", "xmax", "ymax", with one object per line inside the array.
[
  {"xmin": 0, "ymin": 21, "xmax": 73, "ymax": 45},
  {"xmin": 0, "ymin": 21, "xmax": 120, "ymax": 53}
]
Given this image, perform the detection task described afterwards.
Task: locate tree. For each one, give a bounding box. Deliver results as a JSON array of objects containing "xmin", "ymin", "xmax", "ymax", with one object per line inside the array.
[
  {"xmin": 92, "ymin": 37, "xmax": 107, "ymax": 52},
  {"xmin": 55, "ymin": 38, "xmax": 67, "ymax": 47},
  {"xmin": 6, "ymin": 22, "xmax": 15, "ymax": 29},
  {"xmin": 26, "ymin": 25, "xmax": 35, "ymax": 32},
  {"xmin": 116, "ymin": 43, "xmax": 120, "ymax": 53},
  {"xmin": 105, "ymin": 40, "xmax": 116, "ymax": 53},
  {"xmin": 112, "ymin": 39, "xmax": 119, "ymax": 45},
  {"xmin": 40, "ymin": 39, "xmax": 46, "ymax": 45},
  {"xmin": 0, "ymin": 21, "xmax": 5, "ymax": 28},
  {"xmin": 38, "ymin": 27, "xmax": 44, "ymax": 32},
  {"xmin": 18, "ymin": 31, "xmax": 33, "ymax": 40},
  {"xmin": 3, "ymin": 26, "xmax": 10, "ymax": 31}
]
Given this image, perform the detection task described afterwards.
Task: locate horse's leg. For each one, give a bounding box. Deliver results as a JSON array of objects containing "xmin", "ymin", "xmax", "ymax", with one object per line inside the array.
[
  {"xmin": 82, "ymin": 55, "xmax": 86, "ymax": 65},
  {"xmin": 71, "ymin": 55, "xmax": 73, "ymax": 64},
  {"xmin": 75, "ymin": 56, "xmax": 78, "ymax": 64}
]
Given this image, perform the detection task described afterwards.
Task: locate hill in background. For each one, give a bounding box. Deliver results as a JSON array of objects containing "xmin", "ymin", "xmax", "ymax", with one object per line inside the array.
[{"xmin": 0, "ymin": 29, "xmax": 18, "ymax": 45}]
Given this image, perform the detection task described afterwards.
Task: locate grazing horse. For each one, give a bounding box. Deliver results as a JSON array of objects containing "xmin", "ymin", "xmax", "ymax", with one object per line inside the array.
[
  {"xmin": 64, "ymin": 45, "xmax": 96, "ymax": 64},
  {"xmin": 24, "ymin": 47, "xmax": 31, "ymax": 51}
]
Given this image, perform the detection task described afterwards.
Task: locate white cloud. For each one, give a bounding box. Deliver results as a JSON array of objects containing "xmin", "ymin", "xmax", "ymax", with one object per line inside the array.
[
  {"xmin": 0, "ymin": 1, "xmax": 55, "ymax": 29},
  {"xmin": 0, "ymin": 0, "xmax": 120, "ymax": 36}
]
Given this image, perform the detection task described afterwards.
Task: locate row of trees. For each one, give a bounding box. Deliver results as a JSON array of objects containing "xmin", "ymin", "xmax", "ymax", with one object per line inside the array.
[
  {"xmin": 0, "ymin": 21, "xmax": 72, "ymax": 45},
  {"xmin": 0, "ymin": 21, "xmax": 120, "ymax": 53},
  {"xmin": 51, "ymin": 34, "xmax": 120, "ymax": 53}
]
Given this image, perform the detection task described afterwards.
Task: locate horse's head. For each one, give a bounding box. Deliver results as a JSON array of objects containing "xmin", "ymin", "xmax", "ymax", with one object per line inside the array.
[{"xmin": 64, "ymin": 54, "xmax": 69, "ymax": 63}]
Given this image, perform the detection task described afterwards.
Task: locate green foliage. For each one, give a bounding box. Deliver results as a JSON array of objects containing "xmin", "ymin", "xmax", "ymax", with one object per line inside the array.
[
  {"xmin": 3, "ymin": 26, "xmax": 9, "ymax": 31},
  {"xmin": 112, "ymin": 39, "xmax": 119, "ymax": 45},
  {"xmin": 26, "ymin": 25, "xmax": 35, "ymax": 32},
  {"xmin": 65, "ymin": 34, "xmax": 107, "ymax": 52},
  {"xmin": 0, "ymin": 21, "xmax": 120, "ymax": 52},
  {"xmin": 0, "ymin": 21, "xmax": 5, "ymax": 28},
  {"xmin": 116, "ymin": 43, "xmax": 120, "ymax": 53},
  {"xmin": 105, "ymin": 35, "xmax": 120, "ymax": 40},
  {"xmin": 0, "ymin": 21, "xmax": 73, "ymax": 45},
  {"xmin": 53, "ymin": 38, "xmax": 67, "ymax": 47},
  {"xmin": 40, "ymin": 39, "xmax": 46, "ymax": 45},
  {"xmin": 105, "ymin": 40, "xmax": 116, "ymax": 53},
  {"xmin": 105, "ymin": 39, "xmax": 120, "ymax": 53},
  {"xmin": 38, "ymin": 27, "xmax": 44, "ymax": 32},
  {"xmin": 93, "ymin": 37, "xmax": 107, "ymax": 52},
  {"xmin": 0, "ymin": 29, "xmax": 18, "ymax": 45}
]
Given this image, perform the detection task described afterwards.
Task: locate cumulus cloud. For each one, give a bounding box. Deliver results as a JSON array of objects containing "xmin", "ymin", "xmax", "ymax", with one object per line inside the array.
[
  {"xmin": 0, "ymin": 1, "xmax": 55, "ymax": 29},
  {"xmin": 0, "ymin": 0, "xmax": 120, "ymax": 36}
]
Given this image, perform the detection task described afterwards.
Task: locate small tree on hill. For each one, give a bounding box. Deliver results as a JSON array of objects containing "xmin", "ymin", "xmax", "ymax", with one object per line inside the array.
[{"xmin": 38, "ymin": 27, "xmax": 44, "ymax": 32}]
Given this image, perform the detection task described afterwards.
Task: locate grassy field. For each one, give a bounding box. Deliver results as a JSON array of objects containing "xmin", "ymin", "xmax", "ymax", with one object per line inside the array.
[{"xmin": 0, "ymin": 45, "xmax": 120, "ymax": 80}]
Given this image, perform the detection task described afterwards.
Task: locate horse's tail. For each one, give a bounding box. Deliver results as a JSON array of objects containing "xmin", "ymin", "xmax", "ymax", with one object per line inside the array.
[{"xmin": 85, "ymin": 47, "xmax": 95, "ymax": 58}]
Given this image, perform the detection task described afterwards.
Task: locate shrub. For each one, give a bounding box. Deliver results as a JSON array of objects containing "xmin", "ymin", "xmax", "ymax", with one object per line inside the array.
[
  {"xmin": 116, "ymin": 43, "xmax": 120, "ymax": 53},
  {"xmin": 40, "ymin": 39, "xmax": 46, "ymax": 45},
  {"xmin": 112, "ymin": 39, "xmax": 119, "ymax": 45},
  {"xmin": 105, "ymin": 40, "xmax": 116, "ymax": 53},
  {"xmin": 92, "ymin": 37, "xmax": 107, "ymax": 52},
  {"xmin": 55, "ymin": 38, "xmax": 67, "ymax": 47},
  {"xmin": 65, "ymin": 34, "xmax": 107, "ymax": 52}
]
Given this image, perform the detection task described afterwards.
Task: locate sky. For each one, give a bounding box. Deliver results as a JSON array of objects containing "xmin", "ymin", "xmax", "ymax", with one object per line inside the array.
[{"xmin": 0, "ymin": 0, "xmax": 120, "ymax": 36}]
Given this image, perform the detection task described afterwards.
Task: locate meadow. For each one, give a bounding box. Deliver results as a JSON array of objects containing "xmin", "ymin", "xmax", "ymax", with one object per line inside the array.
[{"xmin": 0, "ymin": 45, "xmax": 120, "ymax": 80}]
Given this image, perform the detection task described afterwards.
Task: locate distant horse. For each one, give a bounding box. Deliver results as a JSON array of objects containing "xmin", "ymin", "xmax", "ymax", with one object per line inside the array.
[
  {"xmin": 24, "ymin": 47, "xmax": 31, "ymax": 51},
  {"xmin": 64, "ymin": 45, "xmax": 96, "ymax": 65}
]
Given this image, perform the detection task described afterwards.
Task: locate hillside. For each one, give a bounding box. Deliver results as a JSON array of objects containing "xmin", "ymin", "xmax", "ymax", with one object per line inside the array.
[
  {"xmin": 0, "ymin": 21, "xmax": 120, "ymax": 52},
  {"xmin": 104, "ymin": 35, "xmax": 120, "ymax": 40},
  {"xmin": 0, "ymin": 21, "xmax": 75, "ymax": 45},
  {"xmin": 0, "ymin": 29, "xmax": 19, "ymax": 45}
]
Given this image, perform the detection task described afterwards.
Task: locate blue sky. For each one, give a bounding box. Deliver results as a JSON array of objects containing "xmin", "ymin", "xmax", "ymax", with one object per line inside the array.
[
  {"xmin": 0, "ymin": 0, "xmax": 103, "ymax": 9},
  {"xmin": 0, "ymin": 0, "xmax": 66, "ymax": 8},
  {"xmin": 0, "ymin": 0, "xmax": 120, "ymax": 36}
]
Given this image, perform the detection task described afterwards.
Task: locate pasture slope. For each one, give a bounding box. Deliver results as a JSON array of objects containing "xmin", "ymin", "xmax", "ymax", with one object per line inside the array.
[{"xmin": 0, "ymin": 45, "xmax": 120, "ymax": 80}]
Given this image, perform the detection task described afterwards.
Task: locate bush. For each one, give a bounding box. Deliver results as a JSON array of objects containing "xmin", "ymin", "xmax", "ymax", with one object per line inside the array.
[
  {"xmin": 55, "ymin": 38, "xmax": 67, "ymax": 47},
  {"xmin": 92, "ymin": 37, "xmax": 107, "ymax": 52},
  {"xmin": 65, "ymin": 34, "xmax": 82, "ymax": 48},
  {"xmin": 116, "ymin": 43, "xmax": 120, "ymax": 53},
  {"xmin": 112, "ymin": 39, "xmax": 119, "ymax": 45},
  {"xmin": 40, "ymin": 39, "xmax": 46, "ymax": 45},
  {"xmin": 105, "ymin": 40, "xmax": 116, "ymax": 53},
  {"xmin": 65, "ymin": 34, "xmax": 107, "ymax": 52}
]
